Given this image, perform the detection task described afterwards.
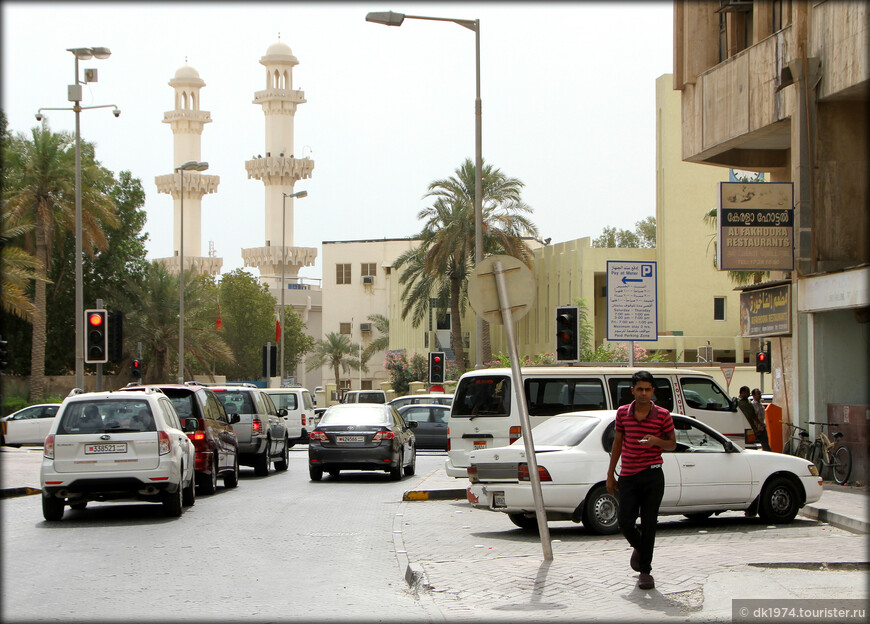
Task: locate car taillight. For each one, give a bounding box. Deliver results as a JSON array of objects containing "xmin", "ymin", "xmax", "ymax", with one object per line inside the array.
[
  {"xmin": 518, "ymin": 463, "xmax": 552, "ymax": 482},
  {"xmin": 467, "ymin": 466, "xmax": 479, "ymax": 483},
  {"xmin": 158, "ymin": 431, "xmax": 171, "ymax": 455},
  {"xmin": 372, "ymin": 430, "xmax": 395, "ymax": 442},
  {"xmin": 309, "ymin": 431, "xmax": 328, "ymax": 442},
  {"xmin": 301, "ymin": 416, "xmax": 306, "ymax": 426},
  {"xmin": 447, "ymin": 427, "xmax": 450, "ymax": 451},
  {"xmin": 509, "ymin": 426, "xmax": 522, "ymax": 444},
  {"xmin": 187, "ymin": 431, "xmax": 206, "ymax": 441},
  {"xmin": 43, "ymin": 434, "xmax": 55, "ymax": 459},
  {"xmin": 252, "ymin": 417, "xmax": 262, "ymax": 433}
]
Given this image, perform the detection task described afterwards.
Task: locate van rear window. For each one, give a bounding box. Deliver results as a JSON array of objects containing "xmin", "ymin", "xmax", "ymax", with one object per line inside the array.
[
  {"xmin": 452, "ymin": 377, "xmax": 511, "ymax": 417},
  {"xmin": 608, "ymin": 378, "xmax": 674, "ymax": 411}
]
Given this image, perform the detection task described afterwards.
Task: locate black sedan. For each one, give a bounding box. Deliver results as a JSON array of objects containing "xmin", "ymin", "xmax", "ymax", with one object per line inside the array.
[
  {"xmin": 308, "ymin": 404, "xmax": 417, "ymax": 481},
  {"xmin": 396, "ymin": 404, "xmax": 449, "ymax": 451}
]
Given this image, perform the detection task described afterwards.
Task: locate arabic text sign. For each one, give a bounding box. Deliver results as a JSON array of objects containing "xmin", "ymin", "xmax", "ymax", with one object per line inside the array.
[
  {"xmin": 739, "ymin": 284, "xmax": 791, "ymax": 337},
  {"xmin": 718, "ymin": 182, "xmax": 794, "ymax": 271},
  {"xmin": 606, "ymin": 261, "xmax": 658, "ymax": 341}
]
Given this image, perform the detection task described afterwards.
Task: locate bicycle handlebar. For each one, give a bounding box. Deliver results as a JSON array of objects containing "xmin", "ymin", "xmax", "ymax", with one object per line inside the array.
[{"xmin": 807, "ymin": 421, "xmax": 838, "ymax": 427}]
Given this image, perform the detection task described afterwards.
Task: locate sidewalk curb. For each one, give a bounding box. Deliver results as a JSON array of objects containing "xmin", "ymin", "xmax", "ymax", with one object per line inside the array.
[
  {"xmin": 402, "ymin": 488, "xmax": 466, "ymax": 501},
  {"xmin": 799, "ymin": 505, "xmax": 868, "ymax": 534},
  {"xmin": 0, "ymin": 487, "xmax": 41, "ymax": 500}
]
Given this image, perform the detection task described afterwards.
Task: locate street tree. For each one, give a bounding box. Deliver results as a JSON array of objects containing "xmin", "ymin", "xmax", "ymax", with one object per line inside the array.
[
  {"xmin": 361, "ymin": 313, "xmax": 389, "ymax": 363},
  {"xmin": 0, "ymin": 211, "xmax": 44, "ymax": 322},
  {"xmin": 592, "ymin": 216, "xmax": 656, "ymax": 248},
  {"xmin": 306, "ymin": 332, "xmax": 363, "ymax": 394}
]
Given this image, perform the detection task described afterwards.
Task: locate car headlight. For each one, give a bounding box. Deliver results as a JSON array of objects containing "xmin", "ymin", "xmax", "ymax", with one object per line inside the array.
[{"xmin": 808, "ymin": 463, "xmax": 820, "ymax": 477}]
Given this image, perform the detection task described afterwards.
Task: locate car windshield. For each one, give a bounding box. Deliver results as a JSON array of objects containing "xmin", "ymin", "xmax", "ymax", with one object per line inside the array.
[
  {"xmin": 57, "ymin": 400, "xmax": 156, "ymax": 434},
  {"xmin": 212, "ymin": 390, "xmax": 254, "ymax": 414},
  {"xmin": 319, "ymin": 405, "xmax": 391, "ymax": 426},
  {"xmin": 515, "ymin": 415, "xmax": 600, "ymax": 447}
]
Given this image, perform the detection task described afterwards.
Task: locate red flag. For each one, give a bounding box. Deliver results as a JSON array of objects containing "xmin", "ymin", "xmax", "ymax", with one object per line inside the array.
[
  {"xmin": 216, "ymin": 304, "xmax": 223, "ymax": 330},
  {"xmin": 276, "ymin": 319, "xmax": 281, "ymax": 342}
]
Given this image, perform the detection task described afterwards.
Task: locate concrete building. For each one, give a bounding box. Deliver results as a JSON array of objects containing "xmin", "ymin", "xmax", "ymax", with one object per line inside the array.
[
  {"xmin": 241, "ymin": 40, "xmax": 321, "ymax": 390},
  {"xmin": 673, "ymin": 0, "xmax": 869, "ymax": 481},
  {"xmin": 154, "ymin": 63, "xmax": 221, "ymax": 276}
]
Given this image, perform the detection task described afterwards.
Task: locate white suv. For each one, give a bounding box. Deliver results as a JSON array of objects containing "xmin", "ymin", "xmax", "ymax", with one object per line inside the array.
[
  {"xmin": 262, "ymin": 387, "xmax": 315, "ymax": 445},
  {"xmin": 40, "ymin": 388, "xmax": 196, "ymax": 521}
]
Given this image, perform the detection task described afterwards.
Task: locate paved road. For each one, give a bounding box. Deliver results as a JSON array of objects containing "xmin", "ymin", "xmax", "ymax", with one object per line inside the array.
[{"xmin": 0, "ymin": 449, "xmax": 445, "ymax": 622}]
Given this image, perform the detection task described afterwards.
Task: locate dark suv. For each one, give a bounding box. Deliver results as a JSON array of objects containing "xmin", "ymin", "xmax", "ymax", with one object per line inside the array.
[{"xmin": 126, "ymin": 384, "xmax": 240, "ymax": 493}]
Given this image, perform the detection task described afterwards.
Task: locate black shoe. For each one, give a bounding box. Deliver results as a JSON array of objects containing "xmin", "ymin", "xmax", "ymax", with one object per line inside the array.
[
  {"xmin": 630, "ymin": 548, "xmax": 641, "ymax": 572},
  {"xmin": 638, "ymin": 573, "xmax": 655, "ymax": 590}
]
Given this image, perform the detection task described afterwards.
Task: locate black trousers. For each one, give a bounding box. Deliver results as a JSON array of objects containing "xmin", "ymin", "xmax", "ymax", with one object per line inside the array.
[{"xmin": 617, "ymin": 466, "xmax": 665, "ymax": 575}]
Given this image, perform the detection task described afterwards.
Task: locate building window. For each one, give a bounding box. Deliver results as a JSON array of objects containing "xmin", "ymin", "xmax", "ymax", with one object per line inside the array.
[
  {"xmin": 714, "ymin": 297, "xmax": 726, "ymax": 321},
  {"xmin": 339, "ymin": 322, "xmax": 352, "ymax": 335},
  {"xmin": 436, "ymin": 313, "xmax": 451, "ymax": 331},
  {"xmin": 339, "ymin": 380, "xmax": 351, "ymax": 391},
  {"xmin": 361, "ymin": 380, "xmax": 373, "ymax": 390},
  {"xmin": 336, "ymin": 264, "xmax": 351, "ymax": 285},
  {"xmin": 361, "ymin": 263, "xmax": 377, "ymax": 277}
]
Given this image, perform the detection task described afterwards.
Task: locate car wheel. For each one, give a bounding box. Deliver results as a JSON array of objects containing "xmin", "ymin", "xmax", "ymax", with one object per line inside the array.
[
  {"xmin": 508, "ymin": 512, "xmax": 539, "ymax": 531},
  {"xmin": 163, "ymin": 482, "xmax": 184, "ymax": 518},
  {"xmin": 274, "ymin": 437, "xmax": 290, "ymax": 471},
  {"xmin": 201, "ymin": 455, "xmax": 218, "ymax": 495},
  {"xmin": 328, "ymin": 468, "xmax": 340, "ymax": 478},
  {"xmin": 69, "ymin": 501, "xmax": 88, "ymax": 511},
  {"xmin": 389, "ymin": 450, "xmax": 403, "ymax": 481},
  {"xmin": 404, "ymin": 447, "xmax": 416, "ymax": 477},
  {"xmin": 309, "ymin": 466, "xmax": 323, "ymax": 481},
  {"xmin": 182, "ymin": 468, "xmax": 196, "ymax": 507},
  {"xmin": 254, "ymin": 443, "xmax": 270, "ymax": 477},
  {"xmin": 758, "ymin": 476, "xmax": 800, "ymax": 523},
  {"xmin": 582, "ymin": 484, "xmax": 620, "ymax": 535},
  {"xmin": 42, "ymin": 492, "xmax": 64, "ymax": 521},
  {"xmin": 223, "ymin": 453, "xmax": 239, "ymax": 489},
  {"xmin": 684, "ymin": 511, "xmax": 714, "ymax": 522}
]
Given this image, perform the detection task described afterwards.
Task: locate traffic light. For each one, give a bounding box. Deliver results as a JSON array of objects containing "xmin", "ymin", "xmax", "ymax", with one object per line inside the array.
[
  {"xmin": 0, "ymin": 337, "xmax": 8, "ymax": 370},
  {"xmin": 131, "ymin": 359, "xmax": 142, "ymax": 379},
  {"xmin": 84, "ymin": 309, "xmax": 108, "ymax": 364},
  {"xmin": 429, "ymin": 352, "xmax": 445, "ymax": 384},
  {"xmin": 262, "ymin": 344, "xmax": 277, "ymax": 377},
  {"xmin": 755, "ymin": 345, "xmax": 771, "ymax": 373},
  {"xmin": 107, "ymin": 310, "xmax": 124, "ymax": 363},
  {"xmin": 555, "ymin": 306, "xmax": 579, "ymax": 362}
]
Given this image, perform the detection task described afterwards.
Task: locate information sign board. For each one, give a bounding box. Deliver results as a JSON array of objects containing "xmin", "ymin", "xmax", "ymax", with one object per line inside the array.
[{"xmin": 606, "ymin": 261, "xmax": 658, "ymax": 341}]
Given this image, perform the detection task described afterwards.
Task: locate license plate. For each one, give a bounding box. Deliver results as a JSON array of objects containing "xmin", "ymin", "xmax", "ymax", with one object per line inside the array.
[
  {"xmin": 336, "ymin": 436, "xmax": 363, "ymax": 443},
  {"xmin": 473, "ymin": 440, "xmax": 487, "ymax": 450},
  {"xmin": 493, "ymin": 492, "xmax": 506, "ymax": 508},
  {"xmin": 85, "ymin": 443, "xmax": 127, "ymax": 454}
]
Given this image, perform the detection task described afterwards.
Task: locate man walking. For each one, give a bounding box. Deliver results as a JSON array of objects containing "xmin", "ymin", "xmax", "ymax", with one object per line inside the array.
[
  {"xmin": 737, "ymin": 386, "xmax": 769, "ymax": 449},
  {"xmin": 606, "ymin": 370, "xmax": 676, "ymax": 590},
  {"xmin": 750, "ymin": 388, "xmax": 771, "ymax": 451}
]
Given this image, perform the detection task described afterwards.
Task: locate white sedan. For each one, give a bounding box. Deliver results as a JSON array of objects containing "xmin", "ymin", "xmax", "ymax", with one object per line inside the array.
[
  {"xmin": 1, "ymin": 404, "xmax": 60, "ymax": 446},
  {"xmin": 466, "ymin": 411, "xmax": 823, "ymax": 534}
]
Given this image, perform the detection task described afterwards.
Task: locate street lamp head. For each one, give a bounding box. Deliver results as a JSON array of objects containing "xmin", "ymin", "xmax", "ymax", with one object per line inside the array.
[
  {"xmin": 35, "ymin": 112, "xmax": 43, "ymax": 121},
  {"xmin": 366, "ymin": 11, "xmax": 405, "ymax": 26},
  {"xmin": 112, "ymin": 107, "xmax": 121, "ymax": 118},
  {"xmin": 68, "ymin": 47, "xmax": 111, "ymax": 60},
  {"xmin": 91, "ymin": 47, "xmax": 112, "ymax": 59},
  {"xmin": 176, "ymin": 160, "xmax": 209, "ymax": 172}
]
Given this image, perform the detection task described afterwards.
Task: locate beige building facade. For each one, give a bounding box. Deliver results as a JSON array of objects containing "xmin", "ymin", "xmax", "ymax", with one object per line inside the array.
[{"xmin": 673, "ymin": 0, "xmax": 868, "ymax": 480}]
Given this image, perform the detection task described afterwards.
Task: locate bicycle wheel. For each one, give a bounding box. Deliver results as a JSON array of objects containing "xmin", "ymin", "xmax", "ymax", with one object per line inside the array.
[
  {"xmin": 809, "ymin": 441, "xmax": 824, "ymax": 475},
  {"xmin": 782, "ymin": 439, "xmax": 795, "ymax": 456},
  {"xmin": 832, "ymin": 445, "xmax": 852, "ymax": 485}
]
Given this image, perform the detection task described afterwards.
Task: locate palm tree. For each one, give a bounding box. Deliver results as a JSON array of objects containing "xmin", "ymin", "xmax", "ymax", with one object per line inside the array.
[
  {"xmin": 362, "ymin": 313, "xmax": 390, "ymax": 362},
  {"xmin": 3, "ymin": 126, "xmax": 117, "ymax": 399},
  {"xmin": 396, "ymin": 158, "xmax": 538, "ymax": 370},
  {"xmin": 306, "ymin": 332, "xmax": 363, "ymax": 396},
  {"xmin": 121, "ymin": 262, "xmax": 233, "ymax": 383},
  {"xmin": 0, "ymin": 211, "xmax": 45, "ymax": 321}
]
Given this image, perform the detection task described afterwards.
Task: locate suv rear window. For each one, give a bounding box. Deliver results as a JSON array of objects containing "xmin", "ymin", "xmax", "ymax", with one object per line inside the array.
[
  {"xmin": 58, "ymin": 400, "xmax": 156, "ymax": 434},
  {"xmin": 213, "ymin": 390, "xmax": 254, "ymax": 414}
]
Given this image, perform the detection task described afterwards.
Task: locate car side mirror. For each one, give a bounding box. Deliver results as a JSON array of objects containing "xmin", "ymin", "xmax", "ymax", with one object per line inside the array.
[
  {"xmin": 729, "ymin": 398, "xmax": 738, "ymax": 412},
  {"xmin": 408, "ymin": 421, "xmax": 418, "ymax": 429},
  {"xmin": 277, "ymin": 408, "xmax": 288, "ymax": 417},
  {"xmin": 230, "ymin": 414, "xmax": 240, "ymax": 424},
  {"xmin": 184, "ymin": 418, "xmax": 198, "ymax": 433},
  {"xmin": 724, "ymin": 440, "xmax": 736, "ymax": 452}
]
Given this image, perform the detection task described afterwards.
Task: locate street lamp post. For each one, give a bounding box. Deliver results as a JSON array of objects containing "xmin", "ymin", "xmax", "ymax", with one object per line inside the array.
[
  {"xmin": 280, "ymin": 190, "xmax": 309, "ymax": 383},
  {"xmin": 36, "ymin": 46, "xmax": 117, "ymax": 389},
  {"xmin": 175, "ymin": 160, "xmax": 209, "ymax": 383},
  {"xmin": 366, "ymin": 10, "xmax": 484, "ymax": 369}
]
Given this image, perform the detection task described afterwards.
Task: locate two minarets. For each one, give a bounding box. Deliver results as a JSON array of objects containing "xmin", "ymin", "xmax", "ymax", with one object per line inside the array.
[{"xmin": 156, "ymin": 40, "xmax": 315, "ymax": 284}]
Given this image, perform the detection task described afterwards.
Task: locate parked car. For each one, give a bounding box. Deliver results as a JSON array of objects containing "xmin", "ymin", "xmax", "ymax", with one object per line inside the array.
[
  {"xmin": 466, "ymin": 411, "xmax": 823, "ymax": 534},
  {"xmin": 262, "ymin": 387, "xmax": 315, "ymax": 445},
  {"xmin": 308, "ymin": 403, "xmax": 417, "ymax": 481},
  {"xmin": 1, "ymin": 403, "xmax": 60, "ymax": 446},
  {"xmin": 40, "ymin": 388, "xmax": 197, "ymax": 520},
  {"xmin": 340, "ymin": 390, "xmax": 386, "ymax": 404},
  {"xmin": 210, "ymin": 386, "xmax": 290, "ymax": 476},
  {"xmin": 126, "ymin": 384, "xmax": 240, "ymax": 494},
  {"xmin": 396, "ymin": 404, "xmax": 449, "ymax": 451},
  {"xmin": 388, "ymin": 394, "xmax": 454, "ymax": 410}
]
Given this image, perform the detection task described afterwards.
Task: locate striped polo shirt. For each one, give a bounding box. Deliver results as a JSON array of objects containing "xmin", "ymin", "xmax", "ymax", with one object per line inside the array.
[{"xmin": 615, "ymin": 401, "xmax": 674, "ymax": 477}]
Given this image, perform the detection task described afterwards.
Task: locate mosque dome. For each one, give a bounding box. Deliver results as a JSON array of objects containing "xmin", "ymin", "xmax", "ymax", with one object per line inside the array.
[
  {"xmin": 266, "ymin": 41, "xmax": 294, "ymax": 56},
  {"xmin": 174, "ymin": 64, "xmax": 201, "ymax": 80}
]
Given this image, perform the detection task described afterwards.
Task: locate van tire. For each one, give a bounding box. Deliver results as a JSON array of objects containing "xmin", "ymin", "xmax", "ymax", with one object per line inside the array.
[
  {"xmin": 201, "ymin": 455, "xmax": 218, "ymax": 495},
  {"xmin": 223, "ymin": 454, "xmax": 239, "ymax": 489},
  {"xmin": 254, "ymin": 443, "xmax": 270, "ymax": 476},
  {"xmin": 582, "ymin": 485, "xmax": 620, "ymax": 535},
  {"xmin": 274, "ymin": 437, "xmax": 290, "ymax": 471}
]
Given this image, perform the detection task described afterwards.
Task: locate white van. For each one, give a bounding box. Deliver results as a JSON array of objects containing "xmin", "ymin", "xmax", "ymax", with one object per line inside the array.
[{"xmin": 445, "ymin": 366, "xmax": 743, "ymax": 477}]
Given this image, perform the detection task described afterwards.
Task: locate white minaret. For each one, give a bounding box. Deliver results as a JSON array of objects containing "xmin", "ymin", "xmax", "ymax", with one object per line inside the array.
[
  {"xmin": 241, "ymin": 40, "xmax": 315, "ymax": 289},
  {"xmin": 155, "ymin": 63, "xmax": 221, "ymax": 276}
]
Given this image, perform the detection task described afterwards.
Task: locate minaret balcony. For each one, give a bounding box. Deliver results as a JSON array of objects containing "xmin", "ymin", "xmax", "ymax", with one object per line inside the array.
[
  {"xmin": 245, "ymin": 156, "xmax": 314, "ymax": 183},
  {"xmin": 155, "ymin": 173, "xmax": 220, "ymax": 197},
  {"xmin": 154, "ymin": 255, "xmax": 223, "ymax": 276},
  {"xmin": 163, "ymin": 110, "xmax": 212, "ymax": 123},
  {"xmin": 241, "ymin": 245, "xmax": 318, "ymax": 271},
  {"xmin": 253, "ymin": 88, "xmax": 306, "ymax": 105}
]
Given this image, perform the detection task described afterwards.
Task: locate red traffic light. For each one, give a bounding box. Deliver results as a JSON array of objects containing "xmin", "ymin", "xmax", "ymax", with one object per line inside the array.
[
  {"xmin": 433, "ymin": 356, "xmax": 441, "ymax": 363},
  {"xmin": 88, "ymin": 313, "xmax": 104, "ymax": 327}
]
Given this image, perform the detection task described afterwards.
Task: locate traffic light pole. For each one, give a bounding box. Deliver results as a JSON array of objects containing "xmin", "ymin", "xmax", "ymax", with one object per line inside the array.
[{"xmin": 96, "ymin": 298, "xmax": 103, "ymax": 391}]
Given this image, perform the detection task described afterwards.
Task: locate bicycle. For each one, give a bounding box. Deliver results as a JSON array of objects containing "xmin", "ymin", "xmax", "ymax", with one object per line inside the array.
[
  {"xmin": 807, "ymin": 421, "xmax": 852, "ymax": 485},
  {"xmin": 779, "ymin": 420, "xmax": 811, "ymax": 459}
]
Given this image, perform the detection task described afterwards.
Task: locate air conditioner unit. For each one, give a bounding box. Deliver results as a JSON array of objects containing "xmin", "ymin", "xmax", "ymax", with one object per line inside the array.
[
  {"xmin": 362, "ymin": 276, "xmax": 375, "ymax": 285},
  {"xmin": 360, "ymin": 323, "xmax": 372, "ymax": 332}
]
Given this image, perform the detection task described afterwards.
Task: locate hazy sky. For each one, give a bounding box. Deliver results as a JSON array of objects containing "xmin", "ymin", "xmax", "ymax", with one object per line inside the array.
[{"xmin": 2, "ymin": 2, "xmax": 674, "ymax": 281}]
